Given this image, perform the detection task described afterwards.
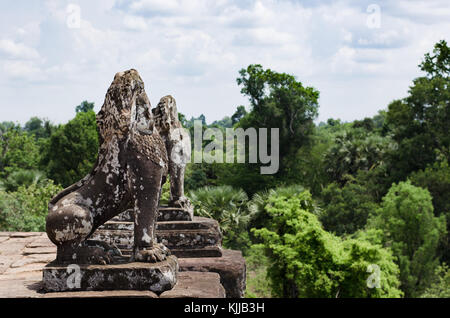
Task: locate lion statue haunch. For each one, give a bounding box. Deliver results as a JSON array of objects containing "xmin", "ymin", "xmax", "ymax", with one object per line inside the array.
[
  {"xmin": 46, "ymin": 69, "xmax": 171, "ymax": 264},
  {"xmin": 153, "ymin": 95, "xmax": 193, "ymax": 212}
]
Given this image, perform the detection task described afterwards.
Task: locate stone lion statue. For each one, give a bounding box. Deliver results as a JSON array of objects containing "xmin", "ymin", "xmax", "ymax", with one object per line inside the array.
[
  {"xmin": 46, "ymin": 69, "xmax": 171, "ymax": 265},
  {"xmin": 152, "ymin": 95, "xmax": 193, "ymax": 212}
]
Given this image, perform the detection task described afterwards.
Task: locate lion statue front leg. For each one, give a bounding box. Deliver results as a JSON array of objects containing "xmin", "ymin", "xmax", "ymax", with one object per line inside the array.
[{"xmin": 127, "ymin": 134, "xmax": 171, "ymax": 262}]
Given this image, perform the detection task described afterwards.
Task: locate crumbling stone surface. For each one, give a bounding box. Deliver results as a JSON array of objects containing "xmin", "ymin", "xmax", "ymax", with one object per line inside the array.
[
  {"xmin": 42, "ymin": 256, "xmax": 178, "ymax": 294},
  {"xmin": 0, "ymin": 277, "xmax": 43, "ymax": 298},
  {"xmin": 157, "ymin": 217, "xmax": 220, "ymax": 231},
  {"xmin": 0, "ymin": 232, "xmax": 240, "ymax": 298},
  {"xmin": 160, "ymin": 272, "xmax": 225, "ymax": 298},
  {"xmin": 43, "ymin": 289, "xmax": 158, "ymax": 298},
  {"xmin": 113, "ymin": 209, "xmax": 134, "ymax": 222},
  {"xmin": 91, "ymin": 216, "xmax": 223, "ymax": 257},
  {"xmin": 178, "ymin": 250, "xmax": 246, "ymax": 298},
  {"xmin": 0, "ymin": 233, "xmax": 226, "ymax": 298},
  {"xmin": 112, "ymin": 207, "xmax": 194, "ymax": 223},
  {"xmin": 0, "ymin": 232, "xmax": 55, "ymax": 277},
  {"xmin": 158, "ymin": 207, "xmax": 193, "ymax": 221}
]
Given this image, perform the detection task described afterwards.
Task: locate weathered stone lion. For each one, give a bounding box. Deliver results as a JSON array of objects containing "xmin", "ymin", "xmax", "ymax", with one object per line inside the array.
[
  {"xmin": 46, "ymin": 69, "xmax": 170, "ymax": 264},
  {"xmin": 152, "ymin": 95, "xmax": 193, "ymax": 212}
]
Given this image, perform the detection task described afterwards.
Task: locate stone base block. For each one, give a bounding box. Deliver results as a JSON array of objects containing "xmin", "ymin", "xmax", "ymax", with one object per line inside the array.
[
  {"xmin": 42, "ymin": 255, "xmax": 178, "ymax": 294},
  {"xmin": 158, "ymin": 228, "xmax": 222, "ymax": 250},
  {"xmin": 43, "ymin": 272, "xmax": 226, "ymax": 298},
  {"xmin": 178, "ymin": 250, "xmax": 246, "ymax": 298},
  {"xmin": 158, "ymin": 206, "xmax": 193, "ymax": 221},
  {"xmin": 160, "ymin": 272, "xmax": 225, "ymax": 298},
  {"xmin": 43, "ymin": 290, "xmax": 158, "ymax": 298},
  {"xmin": 113, "ymin": 206, "xmax": 193, "ymax": 223}
]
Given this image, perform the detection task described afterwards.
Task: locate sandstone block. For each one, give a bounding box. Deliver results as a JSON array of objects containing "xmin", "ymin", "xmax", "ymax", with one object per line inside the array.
[
  {"xmin": 178, "ymin": 250, "xmax": 246, "ymax": 298},
  {"xmin": 158, "ymin": 206, "xmax": 193, "ymax": 221},
  {"xmin": 160, "ymin": 271, "xmax": 225, "ymax": 298},
  {"xmin": 42, "ymin": 255, "xmax": 178, "ymax": 294}
]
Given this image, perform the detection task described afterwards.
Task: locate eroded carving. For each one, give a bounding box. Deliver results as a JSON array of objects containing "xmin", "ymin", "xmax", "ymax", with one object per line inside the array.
[
  {"xmin": 46, "ymin": 69, "xmax": 170, "ymax": 264},
  {"xmin": 153, "ymin": 95, "xmax": 193, "ymax": 212}
]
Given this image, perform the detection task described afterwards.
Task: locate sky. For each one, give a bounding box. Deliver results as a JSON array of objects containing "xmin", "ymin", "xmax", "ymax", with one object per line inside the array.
[{"xmin": 0, "ymin": 0, "xmax": 449, "ymax": 126}]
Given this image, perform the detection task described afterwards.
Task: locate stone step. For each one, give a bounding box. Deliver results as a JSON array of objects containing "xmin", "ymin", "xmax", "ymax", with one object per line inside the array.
[
  {"xmin": 158, "ymin": 217, "xmax": 220, "ymax": 231},
  {"xmin": 158, "ymin": 206, "xmax": 194, "ymax": 222},
  {"xmin": 101, "ymin": 222, "xmax": 133, "ymax": 231},
  {"xmin": 92, "ymin": 216, "xmax": 223, "ymax": 258},
  {"xmin": 170, "ymin": 246, "xmax": 223, "ymax": 258},
  {"xmin": 92, "ymin": 227, "xmax": 222, "ymax": 250},
  {"xmin": 102, "ymin": 217, "xmax": 220, "ymax": 232},
  {"xmin": 114, "ymin": 246, "xmax": 223, "ymax": 259},
  {"xmin": 113, "ymin": 207, "xmax": 193, "ymax": 222},
  {"xmin": 159, "ymin": 228, "xmax": 222, "ymax": 249}
]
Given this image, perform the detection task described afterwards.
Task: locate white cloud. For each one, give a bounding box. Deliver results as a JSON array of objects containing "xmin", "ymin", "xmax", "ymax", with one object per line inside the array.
[
  {"xmin": 389, "ymin": 0, "xmax": 450, "ymax": 24},
  {"xmin": 0, "ymin": 39, "xmax": 40, "ymax": 60},
  {"xmin": 2, "ymin": 60, "xmax": 44, "ymax": 81},
  {"xmin": 1, "ymin": 0, "xmax": 450, "ymax": 125},
  {"xmin": 233, "ymin": 28, "xmax": 295, "ymax": 47},
  {"xmin": 123, "ymin": 15, "xmax": 148, "ymax": 30}
]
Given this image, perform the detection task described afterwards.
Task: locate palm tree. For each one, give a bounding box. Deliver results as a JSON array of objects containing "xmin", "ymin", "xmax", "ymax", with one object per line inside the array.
[
  {"xmin": 188, "ymin": 185, "xmax": 253, "ymax": 251},
  {"xmin": 325, "ymin": 129, "xmax": 396, "ymax": 184}
]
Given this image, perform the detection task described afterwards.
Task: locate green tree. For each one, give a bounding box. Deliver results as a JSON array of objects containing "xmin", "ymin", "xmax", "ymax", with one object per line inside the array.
[
  {"xmin": 369, "ymin": 181, "xmax": 447, "ymax": 297},
  {"xmin": 0, "ymin": 169, "xmax": 46, "ymax": 192},
  {"xmin": 185, "ymin": 163, "xmax": 210, "ymax": 191},
  {"xmin": 23, "ymin": 117, "xmax": 54, "ymax": 139},
  {"xmin": 75, "ymin": 100, "xmax": 95, "ymax": 113},
  {"xmin": 409, "ymin": 158, "xmax": 450, "ymax": 218},
  {"xmin": 386, "ymin": 40, "xmax": 450, "ymax": 180},
  {"xmin": 237, "ymin": 64, "xmax": 320, "ymax": 179},
  {"xmin": 0, "ymin": 180, "xmax": 63, "ymax": 231},
  {"xmin": 420, "ymin": 264, "xmax": 450, "ymax": 298},
  {"xmin": 253, "ymin": 191, "xmax": 403, "ymax": 298},
  {"xmin": 248, "ymin": 185, "xmax": 309, "ymax": 232},
  {"xmin": 324, "ymin": 128, "xmax": 396, "ymax": 185},
  {"xmin": 41, "ymin": 110, "xmax": 99, "ymax": 187},
  {"xmin": 320, "ymin": 180, "xmax": 378, "ymax": 236},
  {"xmin": 188, "ymin": 185, "xmax": 253, "ymax": 253},
  {"xmin": 409, "ymin": 158, "xmax": 450, "ymax": 263},
  {"xmin": 0, "ymin": 121, "xmax": 15, "ymax": 135},
  {"xmin": 0, "ymin": 127, "xmax": 40, "ymax": 177},
  {"xmin": 245, "ymin": 244, "xmax": 273, "ymax": 298},
  {"xmin": 231, "ymin": 105, "xmax": 247, "ymax": 125},
  {"xmin": 211, "ymin": 116, "xmax": 233, "ymax": 128},
  {"xmin": 352, "ymin": 117, "xmax": 375, "ymax": 131}
]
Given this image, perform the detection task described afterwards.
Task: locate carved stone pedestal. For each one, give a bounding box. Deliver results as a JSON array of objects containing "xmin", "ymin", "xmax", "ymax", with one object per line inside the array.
[
  {"xmin": 92, "ymin": 207, "xmax": 246, "ymax": 297},
  {"xmin": 114, "ymin": 206, "xmax": 194, "ymax": 222},
  {"xmin": 42, "ymin": 255, "xmax": 178, "ymax": 294},
  {"xmin": 92, "ymin": 207, "xmax": 223, "ymax": 258}
]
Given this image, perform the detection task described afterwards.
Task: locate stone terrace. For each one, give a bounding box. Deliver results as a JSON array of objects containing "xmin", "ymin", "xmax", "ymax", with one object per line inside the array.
[{"xmin": 0, "ymin": 232, "xmax": 226, "ymax": 298}]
